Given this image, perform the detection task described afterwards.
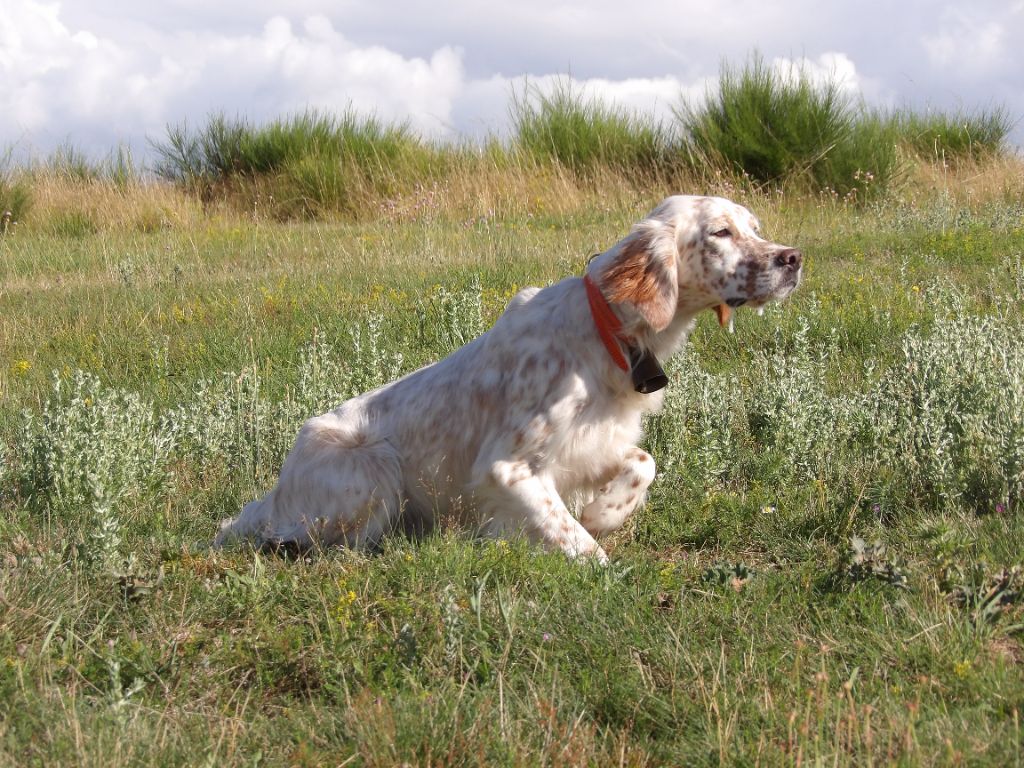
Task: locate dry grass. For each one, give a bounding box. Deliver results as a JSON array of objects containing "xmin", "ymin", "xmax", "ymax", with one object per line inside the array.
[
  {"xmin": 14, "ymin": 172, "xmax": 204, "ymax": 234},
  {"xmin": 4, "ymin": 152, "xmax": 1022, "ymax": 237},
  {"xmin": 903, "ymin": 151, "xmax": 1024, "ymax": 204}
]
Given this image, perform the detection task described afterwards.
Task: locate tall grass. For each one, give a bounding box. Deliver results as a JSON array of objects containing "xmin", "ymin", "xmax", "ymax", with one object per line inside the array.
[
  {"xmin": 510, "ymin": 79, "xmax": 677, "ymax": 178},
  {"xmin": 0, "ymin": 58, "xmax": 1017, "ymax": 228},
  {"xmin": 678, "ymin": 54, "xmax": 902, "ymax": 197},
  {"xmin": 0, "ymin": 148, "xmax": 32, "ymax": 230},
  {"xmin": 152, "ymin": 110, "xmax": 444, "ymax": 218},
  {"xmin": 884, "ymin": 106, "xmax": 1012, "ymax": 161}
]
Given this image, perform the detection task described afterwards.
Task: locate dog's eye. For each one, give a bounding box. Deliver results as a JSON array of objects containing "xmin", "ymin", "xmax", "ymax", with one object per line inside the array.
[{"xmin": 711, "ymin": 228, "xmax": 732, "ymax": 238}]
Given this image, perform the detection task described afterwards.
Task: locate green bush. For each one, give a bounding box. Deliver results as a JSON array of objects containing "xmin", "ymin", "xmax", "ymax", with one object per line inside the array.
[
  {"xmin": 152, "ymin": 110, "xmax": 440, "ymax": 217},
  {"xmin": 47, "ymin": 143, "xmax": 103, "ymax": 182},
  {"xmin": 511, "ymin": 79, "xmax": 677, "ymax": 177},
  {"xmin": 884, "ymin": 106, "xmax": 1011, "ymax": 161},
  {"xmin": 679, "ymin": 54, "xmax": 901, "ymax": 197}
]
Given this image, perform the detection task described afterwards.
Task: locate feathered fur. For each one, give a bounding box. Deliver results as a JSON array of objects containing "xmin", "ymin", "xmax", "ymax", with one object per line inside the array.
[{"xmin": 215, "ymin": 195, "xmax": 802, "ymax": 561}]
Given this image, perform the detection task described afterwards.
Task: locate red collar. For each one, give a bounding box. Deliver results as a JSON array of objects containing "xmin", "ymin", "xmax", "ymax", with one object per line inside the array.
[{"xmin": 583, "ymin": 274, "xmax": 630, "ymax": 372}]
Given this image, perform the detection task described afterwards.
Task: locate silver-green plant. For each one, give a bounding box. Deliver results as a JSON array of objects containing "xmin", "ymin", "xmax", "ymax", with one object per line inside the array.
[
  {"xmin": 646, "ymin": 350, "xmax": 742, "ymax": 490},
  {"xmin": 17, "ymin": 370, "xmax": 174, "ymax": 516},
  {"xmin": 872, "ymin": 290, "xmax": 1024, "ymax": 511}
]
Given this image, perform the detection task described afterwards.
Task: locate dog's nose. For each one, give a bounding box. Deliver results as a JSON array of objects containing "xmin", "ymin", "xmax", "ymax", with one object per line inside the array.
[{"xmin": 774, "ymin": 248, "xmax": 802, "ymax": 270}]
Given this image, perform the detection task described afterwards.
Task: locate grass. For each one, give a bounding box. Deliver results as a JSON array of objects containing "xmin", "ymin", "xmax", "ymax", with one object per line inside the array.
[
  {"xmin": 510, "ymin": 79, "xmax": 678, "ymax": 178},
  {"xmin": 678, "ymin": 54, "xmax": 1013, "ymax": 200},
  {"xmin": 152, "ymin": 110, "xmax": 447, "ymax": 219},
  {"xmin": 2, "ymin": 154, "xmax": 1024, "ymax": 765},
  {"xmin": 1, "ymin": 67, "xmax": 1024, "ymax": 761},
  {"xmin": 678, "ymin": 53, "xmax": 902, "ymax": 198},
  {"xmin": 887, "ymin": 106, "xmax": 1014, "ymax": 163}
]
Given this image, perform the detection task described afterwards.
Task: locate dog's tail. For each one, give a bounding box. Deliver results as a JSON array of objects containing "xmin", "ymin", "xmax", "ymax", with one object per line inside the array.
[
  {"xmin": 213, "ymin": 494, "xmax": 276, "ymax": 549},
  {"xmin": 213, "ymin": 410, "xmax": 403, "ymax": 551}
]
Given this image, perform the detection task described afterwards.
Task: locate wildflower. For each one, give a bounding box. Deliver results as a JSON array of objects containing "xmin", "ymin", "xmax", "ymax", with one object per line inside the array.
[
  {"xmin": 911, "ymin": 285, "xmax": 921, "ymax": 293},
  {"xmin": 996, "ymin": 503, "xmax": 1007, "ymax": 514},
  {"xmin": 12, "ymin": 360, "xmax": 31, "ymax": 376},
  {"xmin": 542, "ymin": 632, "xmax": 553, "ymax": 642}
]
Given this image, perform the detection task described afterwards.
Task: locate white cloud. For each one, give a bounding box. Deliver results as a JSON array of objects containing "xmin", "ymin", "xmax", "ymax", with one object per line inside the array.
[
  {"xmin": 0, "ymin": 3, "xmax": 466, "ymax": 154},
  {"xmin": 923, "ymin": 9, "xmax": 1008, "ymax": 77},
  {"xmin": 1, "ymin": 1, "xmax": 1022, "ymax": 156},
  {"xmin": 771, "ymin": 53, "xmax": 860, "ymax": 94},
  {"xmin": 454, "ymin": 74, "xmax": 708, "ymax": 140}
]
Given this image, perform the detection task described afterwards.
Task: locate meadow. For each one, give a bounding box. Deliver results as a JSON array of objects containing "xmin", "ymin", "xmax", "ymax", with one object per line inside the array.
[{"xmin": 2, "ymin": 64, "xmax": 1024, "ymax": 765}]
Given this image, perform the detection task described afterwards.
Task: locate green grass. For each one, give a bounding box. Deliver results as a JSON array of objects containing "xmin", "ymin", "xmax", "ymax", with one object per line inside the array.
[
  {"xmin": 679, "ymin": 53, "xmax": 902, "ymax": 198},
  {"xmin": 2, "ymin": 176, "xmax": 1024, "ymax": 765},
  {"xmin": 0, "ymin": 150, "xmax": 32, "ymax": 228},
  {"xmin": 510, "ymin": 79, "xmax": 677, "ymax": 178},
  {"xmin": 885, "ymin": 106, "xmax": 1013, "ymax": 161},
  {"xmin": 152, "ymin": 110, "xmax": 446, "ymax": 219}
]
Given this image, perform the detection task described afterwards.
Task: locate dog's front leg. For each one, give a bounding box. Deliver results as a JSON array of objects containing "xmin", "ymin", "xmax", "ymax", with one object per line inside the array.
[
  {"xmin": 579, "ymin": 447, "xmax": 656, "ymax": 537},
  {"xmin": 478, "ymin": 460, "xmax": 609, "ymax": 563}
]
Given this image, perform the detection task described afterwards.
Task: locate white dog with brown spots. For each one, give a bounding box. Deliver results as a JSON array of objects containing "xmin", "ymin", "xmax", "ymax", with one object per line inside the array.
[{"xmin": 215, "ymin": 195, "xmax": 802, "ymax": 561}]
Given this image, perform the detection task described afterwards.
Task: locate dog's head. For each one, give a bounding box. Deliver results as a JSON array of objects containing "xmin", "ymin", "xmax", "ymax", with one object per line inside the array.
[{"xmin": 593, "ymin": 195, "xmax": 802, "ymax": 331}]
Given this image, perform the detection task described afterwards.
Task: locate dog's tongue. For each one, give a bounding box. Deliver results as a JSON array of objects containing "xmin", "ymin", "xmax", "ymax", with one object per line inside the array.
[{"xmin": 713, "ymin": 304, "xmax": 732, "ymax": 327}]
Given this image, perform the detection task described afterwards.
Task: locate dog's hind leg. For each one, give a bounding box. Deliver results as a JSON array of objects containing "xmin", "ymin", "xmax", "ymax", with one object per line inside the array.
[{"xmin": 214, "ymin": 412, "xmax": 403, "ymax": 551}]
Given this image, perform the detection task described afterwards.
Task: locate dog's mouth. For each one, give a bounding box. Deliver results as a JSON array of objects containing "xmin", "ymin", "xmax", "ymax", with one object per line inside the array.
[{"xmin": 713, "ymin": 269, "xmax": 802, "ymax": 327}]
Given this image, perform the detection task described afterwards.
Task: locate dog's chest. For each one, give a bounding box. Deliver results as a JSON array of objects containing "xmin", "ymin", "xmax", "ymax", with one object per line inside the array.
[{"xmin": 549, "ymin": 398, "xmax": 644, "ymax": 488}]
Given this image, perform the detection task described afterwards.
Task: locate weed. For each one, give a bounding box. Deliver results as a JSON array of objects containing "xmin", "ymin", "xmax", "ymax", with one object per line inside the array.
[
  {"xmin": 940, "ymin": 562, "xmax": 1024, "ymax": 629},
  {"xmin": 701, "ymin": 561, "xmax": 755, "ymax": 590},
  {"xmin": 844, "ymin": 536, "xmax": 909, "ymax": 588}
]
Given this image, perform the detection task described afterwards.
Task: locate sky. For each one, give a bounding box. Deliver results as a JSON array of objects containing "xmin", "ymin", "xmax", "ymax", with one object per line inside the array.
[{"xmin": 2, "ymin": 0, "xmax": 1022, "ymax": 162}]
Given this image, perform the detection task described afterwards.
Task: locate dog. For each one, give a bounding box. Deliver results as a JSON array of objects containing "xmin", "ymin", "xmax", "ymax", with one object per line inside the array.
[{"xmin": 214, "ymin": 195, "xmax": 802, "ymax": 561}]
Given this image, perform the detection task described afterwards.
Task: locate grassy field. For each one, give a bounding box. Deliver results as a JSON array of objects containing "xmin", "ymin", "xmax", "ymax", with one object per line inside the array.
[{"xmin": 3, "ymin": 134, "xmax": 1024, "ymax": 765}]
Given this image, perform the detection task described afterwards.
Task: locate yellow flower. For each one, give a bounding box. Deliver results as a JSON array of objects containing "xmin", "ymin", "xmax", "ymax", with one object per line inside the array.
[{"xmin": 12, "ymin": 360, "xmax": 31, "ymax": 376}]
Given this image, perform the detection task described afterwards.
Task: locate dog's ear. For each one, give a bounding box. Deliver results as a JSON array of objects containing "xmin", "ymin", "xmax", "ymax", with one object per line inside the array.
[{"xmin": 599, "ymin": 222, "xmax": 678, "ymax": 331}]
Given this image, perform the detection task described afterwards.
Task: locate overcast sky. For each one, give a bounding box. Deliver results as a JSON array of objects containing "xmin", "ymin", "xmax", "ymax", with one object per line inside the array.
[{"xmin": 2, "ymin": 0, "xmax": 1022, "ymax": 161}]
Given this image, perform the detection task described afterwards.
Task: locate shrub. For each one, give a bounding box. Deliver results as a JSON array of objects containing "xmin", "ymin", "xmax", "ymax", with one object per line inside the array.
[
  {"xmin": 647, "ymin": 282, "xmax": 1024, "ymax": 518},
  {"xmin": 46, "ymin": 143, "xmax": 103, "ymax": 182},
  {"xmin": 884, "ymin": 106, "xmax": 1011, "ymax": 161},
  {"xmin": 152, "ymin": 110, "xmax": 440, "ymax": 218},
  {"xmin": 511, "ymin": 79, "xmax": 677, "ymax": 178},
  {"xmin": 14, "ymin": 371, "xmax": 174, "ymax": 517},
  {"xmin": 679, "ymin": 54, "xmax": 901, "ymax": 197},
  {"xmin": 871, "ymin": 290, "xmax": 1024, "ymax": 512}
]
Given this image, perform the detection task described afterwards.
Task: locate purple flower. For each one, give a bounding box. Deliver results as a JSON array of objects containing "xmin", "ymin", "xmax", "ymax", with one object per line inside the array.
[
  {"xmin": 542, "ymin": 632, "xmax": 553, "ymax": 642},
  {"xmin": 996, "ymin": 503, "xmax": 1007, "ymax": 514}
]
